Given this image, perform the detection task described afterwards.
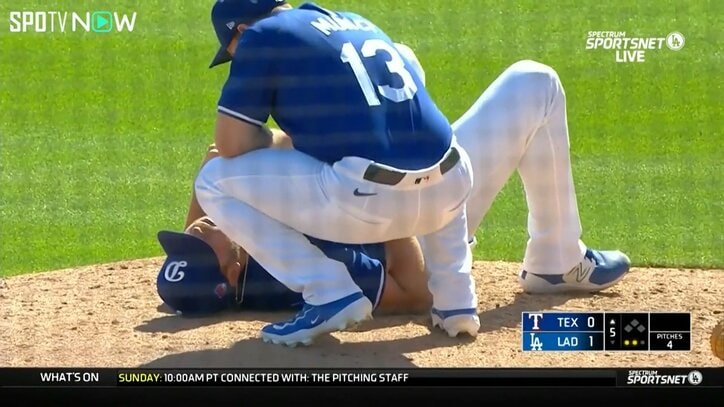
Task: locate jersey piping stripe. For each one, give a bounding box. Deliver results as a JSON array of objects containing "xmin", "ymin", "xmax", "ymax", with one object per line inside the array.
[
  {"xmin": 217, "ymin": 106, "xmax": 264, "ymax": 126},
  {"xmin": 373, "ymin": 264, "xmax": 385, "ymax": 310}
]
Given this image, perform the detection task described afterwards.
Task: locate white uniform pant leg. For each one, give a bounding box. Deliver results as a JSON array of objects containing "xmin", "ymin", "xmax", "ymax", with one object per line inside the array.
[
  {"xmin": 417, "ymin": 207, "xmax": 477, "ymax": 311},
  {"xmin": 194, "ymin": 149, "xmax": 363, "ymax": 306},
  {"xmin": 416, "ymin": 143, "xmax": 478, "ymax": 311},
  {"xmin": 452, "ymin": 60, "xmax": 586, "ymax": 275}
]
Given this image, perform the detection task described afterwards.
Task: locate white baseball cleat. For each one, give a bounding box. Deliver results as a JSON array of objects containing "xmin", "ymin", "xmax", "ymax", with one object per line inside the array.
[{"xmin": 431, "ymin": 308, "xmax": 480, "ymax": 337}]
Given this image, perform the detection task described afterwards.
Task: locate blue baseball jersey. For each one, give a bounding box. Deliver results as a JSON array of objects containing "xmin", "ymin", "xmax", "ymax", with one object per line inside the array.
[
  {"xmin": 233, "ymin": 238, "xmax": 386, "ymax": 311},
  {"xmin": 217, "ymin": 2, "xmax": 453, "ymax": 170}
]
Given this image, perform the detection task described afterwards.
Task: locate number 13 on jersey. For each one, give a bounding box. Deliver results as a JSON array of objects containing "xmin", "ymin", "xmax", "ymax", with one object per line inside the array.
[{"xmin": 340, "ymin": 39, "xmax": 418, "ymax": 106}]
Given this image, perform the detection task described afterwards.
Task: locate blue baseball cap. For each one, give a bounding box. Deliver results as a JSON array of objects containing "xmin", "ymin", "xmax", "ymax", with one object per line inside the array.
[
  {"xmin": 209, "ymin": 0, "xmax": 287, "ymax": 68},
  {"xmin": 156, "ymin": 230, "xmax": 236, "ymax": 316}
]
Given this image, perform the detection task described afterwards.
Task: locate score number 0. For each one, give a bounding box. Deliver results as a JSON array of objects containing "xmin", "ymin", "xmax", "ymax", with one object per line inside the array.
[{"xmin": 586, "ymin": 316, "xmax": 596, "ymax": 348}]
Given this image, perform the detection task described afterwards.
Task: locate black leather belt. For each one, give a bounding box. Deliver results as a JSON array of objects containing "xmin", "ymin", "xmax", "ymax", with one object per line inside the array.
[{"xmin": 362, "ymin": 147, "xmax": 461, "ymax": 186}]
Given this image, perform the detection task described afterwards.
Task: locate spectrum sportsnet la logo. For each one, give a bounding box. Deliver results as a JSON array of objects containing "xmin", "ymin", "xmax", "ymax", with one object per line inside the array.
[
  {"xmin": 8, "ymin": 11, "xmax": 137, "ymax": 33},
  {"xmin": 585, "ymin": 31, "xmax": 685, "ymax": 63},
  {"xmin": 626, "ymin": 369, "xmax": 702, "ymax": 386}
]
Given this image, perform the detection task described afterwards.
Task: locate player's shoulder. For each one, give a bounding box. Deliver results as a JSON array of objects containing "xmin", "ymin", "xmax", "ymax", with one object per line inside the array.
[
  {"xmin": 251, "ymin": 5, "xmax": 319, "ymax": 32},
  {"xmin": 241, "ymin": 8, "xmax": 311, "ymax": 48},
  {"xmin": 233, "ymin": 10, "xmax": 301, "ymax": 56},
  {"xmin": 264, "ymin": 4, "xmax": 380, "ymax": 34}
]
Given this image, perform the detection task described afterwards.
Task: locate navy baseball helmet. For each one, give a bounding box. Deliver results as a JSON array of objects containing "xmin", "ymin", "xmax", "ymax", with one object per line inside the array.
[
  {"xmin": 156, "ymin": 230, "xmax": 235, "ymax": 316},
  {"xmin": 209, "ymin": 0, "xmax": 287, "ymax": 68}
]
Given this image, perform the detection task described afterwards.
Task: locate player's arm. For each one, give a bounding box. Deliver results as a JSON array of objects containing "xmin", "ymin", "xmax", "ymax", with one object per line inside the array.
[
  {"xmin": 214, "ymin": 121, "xmax": 293, "ymax": 158},
  {"xmin": 184, "ymin": 144, "xmax": 221, "ymax": 228},
  {"xmin": 214, "ymin": 115, "xmax": 272, "ymax": 158},
  {"xmin": 377, "ymin": 237, "xmax": 432, "ymax": 314},
  {"xmin": 214, "ymin": 27, "xmax": 280, "ymax": 158}
]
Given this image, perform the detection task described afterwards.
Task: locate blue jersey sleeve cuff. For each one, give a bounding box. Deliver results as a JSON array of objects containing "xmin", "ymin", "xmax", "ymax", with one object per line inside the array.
[{"xmin": 217, "ymin": 105, "xmax": 265, "ymax": 127}]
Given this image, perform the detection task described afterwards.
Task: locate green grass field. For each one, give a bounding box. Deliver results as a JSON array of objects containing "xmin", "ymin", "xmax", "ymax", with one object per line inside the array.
[{"xmin": 0, "ymin": 0, "xmax": 721, "ymax": 276}]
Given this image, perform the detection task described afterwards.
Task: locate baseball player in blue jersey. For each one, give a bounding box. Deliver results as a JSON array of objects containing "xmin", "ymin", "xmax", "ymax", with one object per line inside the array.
[{"xmin": 194, "ymin": 0, "xmax": 480, "ymax": 346}]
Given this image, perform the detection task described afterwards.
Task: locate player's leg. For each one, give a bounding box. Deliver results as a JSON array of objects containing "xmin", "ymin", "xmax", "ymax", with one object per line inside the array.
[
  {"xmin": 376, "ymin": 238, "xmax": 432, "ymax": 314},
  {"xmin": 376, "ymin": 274, "xmax": 431, "ymax": 315},
  {"xmin": 455, "ymin": 60, "xmax": 586, "ymax": 273},
  {"xmin": 195, "ymin": 149, "xmax": 373, "ymax": 346},
  {"xmin": 185, "ymin": 144, "xmax": 220, "ymax": 228},
  {"xmin": 453, "ymin": 60, "xmax": 567, "ymax": 242},
  {"xmin": 453, "ymin": 60, "xmax": 629, "ymax": 293},
  {"xmin": 417, "ymin": 204, "xmax": 480, "ymax": 337},
  {"xmin": 513, "ymin": 62, "xmax": 630, "ymax": 292},
  {"xmin": 401, "ymin": 139, "xmax": 478, "ymax": 336}
]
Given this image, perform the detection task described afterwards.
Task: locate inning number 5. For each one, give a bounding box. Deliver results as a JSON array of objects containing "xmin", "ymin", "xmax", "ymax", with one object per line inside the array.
[{"xmin": 340, "ymin": 39, "xmax": 418, "ymax": 106}]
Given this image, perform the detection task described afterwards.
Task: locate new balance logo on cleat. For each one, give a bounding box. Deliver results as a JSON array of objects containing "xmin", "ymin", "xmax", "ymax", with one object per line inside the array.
[
  {"xmin": 518, "ymin": 249, "xmax": 631, "ymax": 294},
  {"xmin": 563, "ymin": 261, "xmax": 593, "ymax": 284}
]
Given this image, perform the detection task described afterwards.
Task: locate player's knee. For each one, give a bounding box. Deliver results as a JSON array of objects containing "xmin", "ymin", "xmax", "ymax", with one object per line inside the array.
[
  {"xmin": 504, "ymin": 59, "xmax": 564, "ymax": 104},
  {"xmin": 194, "ymin": 157, "xmax": 222, "ymax": 197},
  {"xmin": 508, "ymin": 59, "xmax": 559, "ymax": 81}
]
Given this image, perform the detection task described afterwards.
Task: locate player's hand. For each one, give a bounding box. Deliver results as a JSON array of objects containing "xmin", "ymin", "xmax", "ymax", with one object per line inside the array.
[
  {"xmin": 205, "ymin": 143, "xmax": 220, "ymax": 159},
  {"xmin": 270, "ymin": 128, "xmax": 294, "ymax": 149},
  {"xmin": 198, "ymin": 143, "xmax": 221, "ymax": 169}
]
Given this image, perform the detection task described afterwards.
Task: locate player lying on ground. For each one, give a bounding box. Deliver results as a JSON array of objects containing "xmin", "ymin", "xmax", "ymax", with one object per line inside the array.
[{"xmin": 157, "ymin": 145, "xmax": 432, "ymax": 317}]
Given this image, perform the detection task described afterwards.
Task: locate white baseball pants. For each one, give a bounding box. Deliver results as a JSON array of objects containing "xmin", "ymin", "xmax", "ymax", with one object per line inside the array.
[
  {"xmin": 453, "ymin": 60, "xmax": 587, "ymax": 275},
  {"xmin": 195, "ymin": 137, "xmax": 477, "ymax": 310}
]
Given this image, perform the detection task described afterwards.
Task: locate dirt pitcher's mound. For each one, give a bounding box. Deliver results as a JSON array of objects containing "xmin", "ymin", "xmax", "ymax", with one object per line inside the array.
[{"xmin": 1, "ymin": 259, "xmax": 722, "ymax": 368}]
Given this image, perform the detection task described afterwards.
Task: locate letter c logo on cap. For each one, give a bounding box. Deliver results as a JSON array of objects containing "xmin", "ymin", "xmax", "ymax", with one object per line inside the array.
[{"xmin": 164, "ymin": 261, "xmax": 187, "ymax": 282}]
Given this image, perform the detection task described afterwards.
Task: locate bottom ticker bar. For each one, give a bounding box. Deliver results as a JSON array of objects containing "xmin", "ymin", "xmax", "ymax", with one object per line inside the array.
[
  {"xmin": 0, "ymin": 368, "xmax": 612, "ymax": 387},
  {"xmin": 0, "ymin": 368, "xmax": 720, "ymax": 388}
]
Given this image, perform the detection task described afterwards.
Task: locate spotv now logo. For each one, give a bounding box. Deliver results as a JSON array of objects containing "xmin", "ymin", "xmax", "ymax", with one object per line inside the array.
[{"xmin": 9, "ymin": 11, "xmax": 137, "ymax": 33}]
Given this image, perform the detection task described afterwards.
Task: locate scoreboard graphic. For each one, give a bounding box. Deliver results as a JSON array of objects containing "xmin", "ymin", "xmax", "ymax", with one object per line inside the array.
[{"xmin": 521, "ymin": 312, "xmax": 691, "ymax": 352}]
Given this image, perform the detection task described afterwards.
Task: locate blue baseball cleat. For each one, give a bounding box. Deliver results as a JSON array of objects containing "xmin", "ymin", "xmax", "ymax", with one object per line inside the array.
[
  {"xmin": 431, "ymin": 308, "xmax": 480, "ymax": 338},
  {"xmin": 260, "ymin": 292, "xmax": 373, "ymax": 347},
  {"xmin": 518, "ymin": 249, "xmax": 631, "ymax": 294}
]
